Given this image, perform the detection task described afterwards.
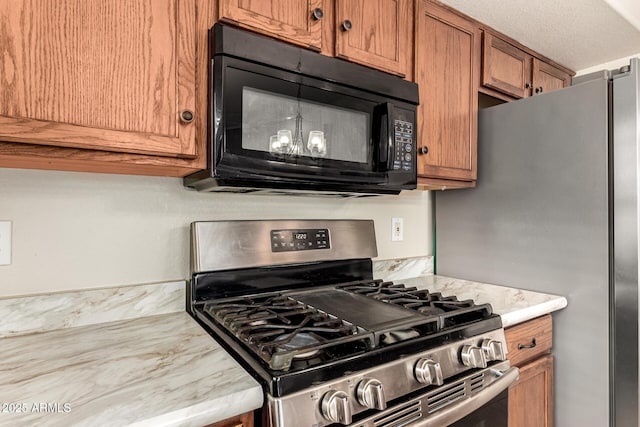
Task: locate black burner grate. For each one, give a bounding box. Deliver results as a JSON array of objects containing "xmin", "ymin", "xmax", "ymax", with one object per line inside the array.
[
  {"xmin": 337, "ymin": 279, "xmax": 494, "ymax": 330},
  {"xmin": 204, "ymin": 293, "xmax": 374, "ymax": 371},
  {"xmin": 202, "ymin": 280, "xmax": 496, "ymax": 374}
]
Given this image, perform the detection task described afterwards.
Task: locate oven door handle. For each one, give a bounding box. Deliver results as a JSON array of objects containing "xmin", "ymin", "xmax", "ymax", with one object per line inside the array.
[{"xmin": 414, "ymin": 366, "xmax": 520, "ymax": 427}]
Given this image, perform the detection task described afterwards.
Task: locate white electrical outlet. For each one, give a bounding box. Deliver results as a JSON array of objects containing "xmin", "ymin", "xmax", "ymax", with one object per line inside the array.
[
  {"xmin": 0, "ymin": 221, "xmax": 12, "ymax": 266},
  {"xmin": 391, "ymin": 217, "xmax": 404, "ymax": 242}
]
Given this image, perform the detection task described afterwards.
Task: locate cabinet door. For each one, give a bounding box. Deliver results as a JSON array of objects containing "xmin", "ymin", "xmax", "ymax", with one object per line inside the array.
[
  {"xmin": 0, "ymin": 0, "xmax": 197, "ymax": 158},
  {"xmin": 532, "ymin": 58, "xmax": 571, "ymax": 95},
  {"xmin": 219, "ymin": 0, "xmax": 324, "ymax": 50},
  {"xmin": 205, "ymin": 411, "xmax": 253, "ymax": 427},
  {"xmin": 482, "ymin": 32, "xmax": 532, "ymax": 99},
  {"xmin": 415, "ymin": 1, "xmax": 479, "ymax": 182},
  {"xmin": 509, "ymin": 355, "xmax": 554, "ymax": 427},
  {"xmin": 335, "ymin": 0, "xmax": 411, "ymax": 76},
  {"xmin": 505, "ymin": 314, "xmax": 553, "ymax": 367}
]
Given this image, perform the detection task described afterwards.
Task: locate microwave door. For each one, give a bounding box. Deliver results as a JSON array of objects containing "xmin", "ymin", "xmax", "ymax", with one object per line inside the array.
[{"xmin": 219, "ymin": 65, "xmax": 382, "ymax": 177}]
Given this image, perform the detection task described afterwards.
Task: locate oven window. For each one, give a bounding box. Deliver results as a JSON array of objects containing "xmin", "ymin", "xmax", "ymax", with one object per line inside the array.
[
  {"xmin": 241, "ymin": 87, "xmax": 370, "ymax": 163},
  {"xmin": 448, "ymin": 390, "xmax": 508, "ymax": 427}
]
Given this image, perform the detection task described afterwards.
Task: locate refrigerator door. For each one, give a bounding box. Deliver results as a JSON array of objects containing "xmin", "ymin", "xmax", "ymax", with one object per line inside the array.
[
  {"xmin": 436, "ymin": 78, "xmax": 610, "ymax": 426},
  {"xmin": 611, "ymin": 59, "xmax": 640, "ymax": 427}
]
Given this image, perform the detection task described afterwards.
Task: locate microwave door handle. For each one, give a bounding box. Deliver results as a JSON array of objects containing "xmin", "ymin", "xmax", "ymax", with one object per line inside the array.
[
  {"xmin": 413, "ymin": 366, "xmax": 519, "ymax": 427},
  {"xmin": 374, "ymin": 102, "xmax": 394, "ymax": 171}
]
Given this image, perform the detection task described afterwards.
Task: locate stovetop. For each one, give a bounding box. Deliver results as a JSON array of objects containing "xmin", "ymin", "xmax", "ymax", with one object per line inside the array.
[
  {"xmin": 202, "ymin": 279, "xmax": 495, "ymax": 370},
  {"xmin": 193, "ymin": 278, "xmax": 501, "ymax": 396}
]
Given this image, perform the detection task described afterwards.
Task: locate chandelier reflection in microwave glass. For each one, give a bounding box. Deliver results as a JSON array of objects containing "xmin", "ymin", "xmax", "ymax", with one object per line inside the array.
[
  {"xmin": 307, "ymin": 130, "xmax": 326, "ymax": 157},
  {"xmin": 242, "ymin": 87, "xmax": 369, "ymax": 163}
]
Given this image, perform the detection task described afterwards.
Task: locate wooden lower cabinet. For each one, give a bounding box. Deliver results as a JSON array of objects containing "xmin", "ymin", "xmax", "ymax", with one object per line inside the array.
[
  {"xmin": 205, "ymin": 411, "xmax": 253, "ymax": 427},
  {"xmin": 508, "ymin": 355, "xmax": 554, "ymax": 427},
  {"xmin": 505, "ymin": 315, "xmax": 554, "ymax": 427}
]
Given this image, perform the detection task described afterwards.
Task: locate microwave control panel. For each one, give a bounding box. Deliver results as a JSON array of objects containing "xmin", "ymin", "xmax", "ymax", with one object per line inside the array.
[
  {"xmin": 271, "ymin": 229, "xmax": 330, "ymax": 252},
  {"xmin": 393, "ymin": 120, "xmax": 413, "ymax": 171}
]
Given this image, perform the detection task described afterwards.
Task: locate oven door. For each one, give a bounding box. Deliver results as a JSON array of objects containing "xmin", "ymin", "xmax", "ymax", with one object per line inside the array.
[
  {"xmin": 211, "ymin": 56, "xmax": 416, "ymax": 193},
  {"xmin": 414, "ymin": 366, "xmax": 518, "ymax": 427},
  {"xmin": 449, "ymin": 390, "xmax": 508, "ymax": 427}
]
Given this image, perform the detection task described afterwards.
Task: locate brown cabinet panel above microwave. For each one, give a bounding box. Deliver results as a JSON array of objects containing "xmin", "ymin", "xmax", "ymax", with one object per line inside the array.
[
  {"xmin": 218, "ymin": 0, "xmax": 324, "ymax": 50},
  {"xmin": 334, "ymin": 0, "xmax": 412, "ymax": 77},
  {"xmin": 218, "ymin": 0, "xmax": 412, "ymax": 77}
]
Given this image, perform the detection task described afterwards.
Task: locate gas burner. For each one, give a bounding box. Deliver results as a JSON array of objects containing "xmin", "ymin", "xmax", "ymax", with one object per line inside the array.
[
  {"xmin": 338, "ymin": 279, "xmax": 494, "ymax": 330},
  {"xmin": 276, "ymin": 333, "xmax": 322, "ymax": 359},
  {"xmin": 248, "ymin": 319, "xmax": 268, "ymax": 327},
  {"xmin": 203, "ymin": 294, "xmax": 374, "ymax": 371}
]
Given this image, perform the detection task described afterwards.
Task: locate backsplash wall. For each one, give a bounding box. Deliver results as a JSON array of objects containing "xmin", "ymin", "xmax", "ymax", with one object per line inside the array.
[{"xmin": 0, "ymin": 168, "xmax": 433, "ymax": 298}]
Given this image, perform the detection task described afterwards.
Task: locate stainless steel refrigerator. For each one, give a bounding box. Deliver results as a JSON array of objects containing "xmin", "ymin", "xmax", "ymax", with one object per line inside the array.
[{"xmin": 435, "ymin": 59, "xmax": 640, "ymax": 427}]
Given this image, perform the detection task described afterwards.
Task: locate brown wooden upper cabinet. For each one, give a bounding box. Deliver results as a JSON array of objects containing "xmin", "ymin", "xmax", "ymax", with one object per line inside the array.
[
  {"xmin": 0, "ymin": 0, "xmax": 197, "ymax": 159},
  {"xmin": 415, "ymin": 1, "xmax": 480, "ymax": 187},
  {"xmin": 482, "ymin": 32, "xmax": 571, "ymax": 99},
  {"xmin": 218, "ymin": 0, "xmax": 325, "ymax": 50},
  {"xmin": 334, "ymin": 0, "xmax": 411, "ymax": 76},
  {"xmin": 532, "ymin": 58, "xmax": 571, "ymax": 95},
  {"xmin": 218, "ymin": 0, "xmax": 412, "ymax": 77}
]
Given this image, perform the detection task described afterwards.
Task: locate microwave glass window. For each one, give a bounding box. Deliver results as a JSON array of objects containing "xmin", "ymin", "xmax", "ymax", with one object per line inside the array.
[{"xmin": 241, "ymin": 87, "xmax": 370, "ymax": 163}]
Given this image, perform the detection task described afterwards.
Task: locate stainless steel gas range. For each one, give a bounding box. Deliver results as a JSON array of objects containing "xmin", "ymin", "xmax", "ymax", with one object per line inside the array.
[{"xmin": 188, "ymin": 220, "xmax": 519, "ymax": 427}]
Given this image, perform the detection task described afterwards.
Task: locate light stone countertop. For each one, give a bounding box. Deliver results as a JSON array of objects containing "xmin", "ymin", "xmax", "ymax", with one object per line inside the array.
[
  {"xmin": 0, "ymin": 310, "xmax": 263, "ymax": 427},
  {"xmin": 400, "ymin": 275, "xmax": 568, "ymax": 327},
  {"xmin": 0, "ymin": 261, "xmax": 566, "ymax": 427}
]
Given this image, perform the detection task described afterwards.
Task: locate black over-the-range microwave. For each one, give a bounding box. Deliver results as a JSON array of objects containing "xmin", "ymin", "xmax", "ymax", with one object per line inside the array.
[{"xmin": 184, "ymin": 24, "xmax": 419, "ymax": 196}]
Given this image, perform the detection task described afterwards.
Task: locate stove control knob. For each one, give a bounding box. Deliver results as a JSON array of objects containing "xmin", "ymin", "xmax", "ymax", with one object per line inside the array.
[
  {"xmin": 461, "ymin": 345, "xmax": 487, "ymax": 368},
  {"xmin": 356, "ymin": 378, "xmax": 387, "ymax": 410},
  {"xmin": 481, "ymin": 338, "xmax": 506, "ymax": 361},
  {"xmin": 320, "ymin": 390, "xmax": 352, "ymax": 425},
  {"xmin": 414, "ymin": 359, "xmax": 444, "ymax": 386}
]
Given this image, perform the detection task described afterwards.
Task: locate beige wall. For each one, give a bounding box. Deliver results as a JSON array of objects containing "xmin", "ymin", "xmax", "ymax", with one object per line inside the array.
[{"xmin": 0, "ymin": 168, "xmax": 432, "ymax": 298}]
